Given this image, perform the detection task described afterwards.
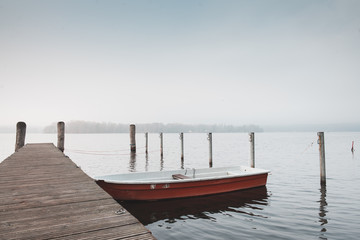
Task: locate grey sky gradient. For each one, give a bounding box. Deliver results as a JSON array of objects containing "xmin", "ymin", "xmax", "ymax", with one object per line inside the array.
[{"xmin": 1, "ymin": 0, "xmax": 360, "ymax": 127}]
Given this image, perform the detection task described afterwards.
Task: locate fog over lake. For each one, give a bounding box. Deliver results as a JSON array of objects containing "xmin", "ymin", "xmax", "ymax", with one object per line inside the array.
[{"xmin": 1, "ymin": 0, "xmax": 360, "ymax": 129}]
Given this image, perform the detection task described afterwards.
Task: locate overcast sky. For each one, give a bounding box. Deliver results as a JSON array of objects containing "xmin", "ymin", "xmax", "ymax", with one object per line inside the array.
[{"xmin": 1, "ymin": 0, "xmax": 360, "ymax": 127}]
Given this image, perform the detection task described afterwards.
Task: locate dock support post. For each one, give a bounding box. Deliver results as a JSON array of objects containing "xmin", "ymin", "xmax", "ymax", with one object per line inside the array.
[
  {"xmin": 57, "ymin": 121, "xmax": 65, "ymax": 152},
  {"xmin": 208, "ymin": 133, "xmax": 213, "ymax": 168},
  {"xmin": 145, "ymin": 132, "xmax": 148, "ymax": 154},
  {"xmin": 160, "ymin": 132, "xmax": 163, "ymax": 157},
  {"xmin": 15, "ymin": 122, "xmax": 26, "ymax": 152},
  {"xmin": 180, "ymin": 132, "xmax": 184, "ymax": 161},
  {"xmin": 249, "ymin": 132, "xmax": 255, "ymax": 168},
  {"xmin": 130, "ymin": 124, "xmax": 136, "ymax": 153},
  {"xmin": 318, "ymin": 132, "xmax": 326, "ymax": 185}
]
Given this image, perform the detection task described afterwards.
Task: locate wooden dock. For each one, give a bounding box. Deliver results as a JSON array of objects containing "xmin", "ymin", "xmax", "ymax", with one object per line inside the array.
[{"xmin": 0, "ymin": 143, "xmax": 155, "ymax": 240}]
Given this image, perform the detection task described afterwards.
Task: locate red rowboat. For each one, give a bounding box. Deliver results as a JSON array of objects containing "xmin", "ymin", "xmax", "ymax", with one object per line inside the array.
[{"xmin": 95, "ymin": 166, "xmax": 270, "ymax": 201}]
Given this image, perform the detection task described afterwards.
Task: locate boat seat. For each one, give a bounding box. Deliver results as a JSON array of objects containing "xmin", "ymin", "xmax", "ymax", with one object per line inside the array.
[{"xmin": 172, "ymin": 174, "xmax": 191, "ymax": 180}]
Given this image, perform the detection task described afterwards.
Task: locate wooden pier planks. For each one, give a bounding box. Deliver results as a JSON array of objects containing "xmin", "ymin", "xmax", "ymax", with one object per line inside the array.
[{"xmin": 0, "ymin": 143, "xmax": 155, "ymax": 240}]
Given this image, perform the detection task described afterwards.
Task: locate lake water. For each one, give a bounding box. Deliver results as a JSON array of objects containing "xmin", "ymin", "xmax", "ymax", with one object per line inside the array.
[{"xmin": 1, "ymin": 132, "xmax": 360, "ymax": 239}]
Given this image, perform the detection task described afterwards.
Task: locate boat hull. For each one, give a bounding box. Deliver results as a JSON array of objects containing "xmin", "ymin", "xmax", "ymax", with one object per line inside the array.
[{"xmin": 96, "ymin": 172, "xmax": 268, "ymax": 201}]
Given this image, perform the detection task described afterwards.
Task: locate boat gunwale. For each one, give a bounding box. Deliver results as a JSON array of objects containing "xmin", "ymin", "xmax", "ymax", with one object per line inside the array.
[{"xmin": 94, "ymin": 166, "xmax": 270, "ymax": 185}]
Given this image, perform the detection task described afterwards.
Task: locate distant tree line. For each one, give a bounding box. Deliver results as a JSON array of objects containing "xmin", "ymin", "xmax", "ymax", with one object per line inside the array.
[{"xmin": 43, "ymin": 121, "xmax": 263, "ymax": 133}]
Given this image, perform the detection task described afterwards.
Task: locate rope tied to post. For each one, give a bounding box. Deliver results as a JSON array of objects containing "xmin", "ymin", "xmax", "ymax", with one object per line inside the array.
[
  {"xmin": 301, "ymin": 140, "xmax": 315, "ymax": 154},
  {"xmin": 66, "ymin": 147, "xmax": 157, "ymax": 156}
]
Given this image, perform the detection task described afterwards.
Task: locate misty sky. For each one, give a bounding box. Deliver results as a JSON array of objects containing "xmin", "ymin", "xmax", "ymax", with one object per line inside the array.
[{"xmin": 1, "ymin": 0, "xmax": 360, "ymax": 127}]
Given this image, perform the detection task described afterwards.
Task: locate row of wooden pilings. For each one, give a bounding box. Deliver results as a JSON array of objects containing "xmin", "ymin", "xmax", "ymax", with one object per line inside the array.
[
  {"xmin": 130, "ymin": 125, "xmax": 217, "ymax": 168},
  {"xmin": 130, "ymin": 124, "xmax": 327, "ymax": 185},
  {"xmin": 15, "ymin": 121, "xmax": 65, "ymax": 152},
  {"xmin": 15, "ymin": 122, "xmax": 327, "ymax": 185}
]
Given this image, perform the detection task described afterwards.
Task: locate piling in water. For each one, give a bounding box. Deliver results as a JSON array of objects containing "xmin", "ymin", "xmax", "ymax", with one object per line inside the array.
[
  {"xmin": 249, "ymin": 132, "xmax": 255, "ymax": 168},
  {"xmin": 145, "ymin": 132, "xmax": 148, "ymax": 154},
  {"xmin": 180, "ymin": 132, "xmax": 184, "ymax": 161},
  {"xmin": 15, "ymin": 122, "xmax": 26, "ymax": 152},
  {"xmin": 160, "ymin": 132, "xmax": 163, "ymax": 157},
  {"xmin": 318, "ymin": 132, "xmax": 326, "ymax": 185},
  {"xmin": 57, "ymin": 121, "xmax": 65, "ymax": 152},
  {"xmin": 130, "ymin": 124, "xmax": 136, "ymax": 153},
  {"xmin": 208, "ymin": 133, "xmax": 213, "ymax": 168}
]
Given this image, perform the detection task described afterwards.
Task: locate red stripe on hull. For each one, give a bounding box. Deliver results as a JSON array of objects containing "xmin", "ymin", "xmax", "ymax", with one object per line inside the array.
[{"xmin": 96, "ymin": 173, "xmax": 268, "ymax": 201}]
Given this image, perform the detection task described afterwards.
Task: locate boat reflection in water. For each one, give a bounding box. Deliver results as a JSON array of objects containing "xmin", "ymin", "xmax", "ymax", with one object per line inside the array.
[{"xmin": 120, "ymin": 186, "xmax": 269, "ymax": 225}]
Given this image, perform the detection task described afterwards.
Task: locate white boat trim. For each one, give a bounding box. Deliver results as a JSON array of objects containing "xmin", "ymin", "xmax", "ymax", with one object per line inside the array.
[{"xmin": 94, "ymin": 166, "xmax": 270, "ymax": 185}]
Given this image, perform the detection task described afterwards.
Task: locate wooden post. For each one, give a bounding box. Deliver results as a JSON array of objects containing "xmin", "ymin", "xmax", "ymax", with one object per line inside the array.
[
  {"xmin": 57, "ymin": 121, "xmax": 65, "ymax": 152},
  {"xmin": 130, "ymin": 124, "xmax": 136, "ymax": 153},
  {"xmin": 145, "ymin": 132, "xmax": 148, "ymax": 154},
  {"xmin": 180, "ymin": 132, "xmax": 184, "ymax": 161},
  {"xmin": 208, "ymin": 133, "xmax": 213, "ymax": 168},
  {"xmin": 15, "ymin": 122, "xmax": 26, "ymax": 152},
  {"xmin": 318, "ymin": 132, "xmax": 326, "ymax": 185},
  {"xmin": 160, "ymin": 132, "xmax": 163, "ymax": 157},
  {"xmin": 249, "ymin": 132, "xmax": 255, "ymax": 168}
]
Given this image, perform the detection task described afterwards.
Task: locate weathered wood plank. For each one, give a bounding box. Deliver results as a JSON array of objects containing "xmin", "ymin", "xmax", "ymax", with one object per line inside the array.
[
  {"xmin": 0, "ymin": 143, "xmax": 155, "ymax": 240},
  {"xmin": 1, "ymin": 202, "xmax": 124, "ymax": 233},
  {"xmin": 0, "ymin": 199, "xmax": 117, "ymax": 220},
  {"xmin": 53, "ymin": 224, "xmax": 154, "ymax": 240},
  {"xmin": 1, "ymin": 217, "xmax": 146, "ymax": 240}
]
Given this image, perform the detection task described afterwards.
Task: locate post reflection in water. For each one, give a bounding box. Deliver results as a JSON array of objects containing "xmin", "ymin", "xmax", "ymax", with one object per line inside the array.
[
  {"xmin": 160, "ymin": 156, "xmax": 164, "ymax": 171},
  {"xmin": 120, "ymin": 186, "xmax": 269, "ymax": 226},
  {"xmin": 128, "ymin": 152, "xmax": 169, "ymax": 172},
  {"xmin": 145, "ymin": 154, "xmax": 149, "ymax": 172},
  {"xmin": 318, "ymin": 185, "xmax": 328, "ymax": 239},
  {"xmin": 129, "ymin": 153, "xmax": 136, "ymax": 172}
]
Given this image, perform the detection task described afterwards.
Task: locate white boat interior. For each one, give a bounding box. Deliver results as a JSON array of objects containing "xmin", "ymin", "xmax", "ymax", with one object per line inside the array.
[{"xmin": 94, "ymin": 166, "xmax": 270, "ymax": 184}]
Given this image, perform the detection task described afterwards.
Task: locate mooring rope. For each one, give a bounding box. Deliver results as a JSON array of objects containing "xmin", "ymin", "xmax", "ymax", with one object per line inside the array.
[
  {"xmin": 66, "ymin": 145, "xmax": 146, "ymax": 153},
  {"xmin": 66, "ymin": 148, "xmax": 159, "ymax": 156},
  {"xmin": 300, "ymin": 139, "xmax": 316, "ymax": 154}
]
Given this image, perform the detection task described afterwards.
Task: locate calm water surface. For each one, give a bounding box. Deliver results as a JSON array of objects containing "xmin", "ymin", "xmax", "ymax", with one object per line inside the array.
[{"xmin": 1, "ymin": 132, "xmax": 359, "ymax": 239}]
